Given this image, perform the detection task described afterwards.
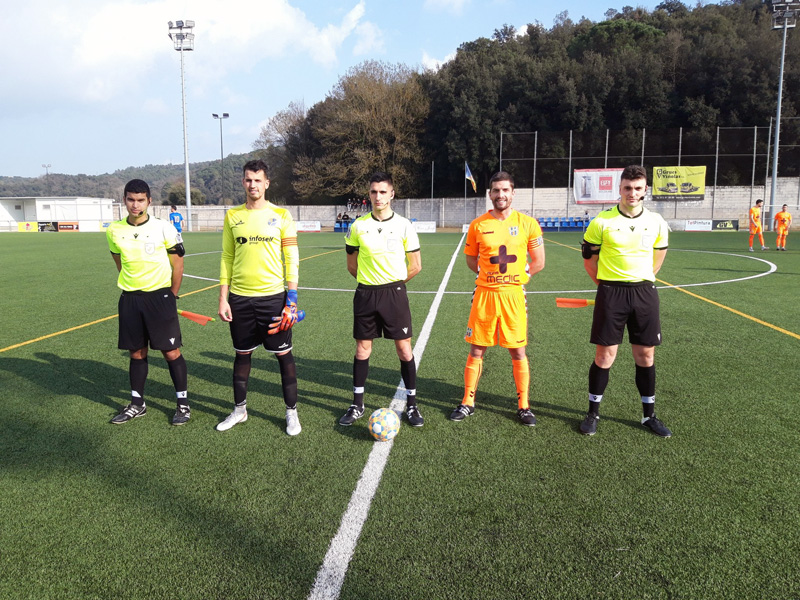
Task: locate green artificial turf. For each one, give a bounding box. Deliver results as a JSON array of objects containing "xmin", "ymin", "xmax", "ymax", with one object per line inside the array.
[{"xmin": 0, "ymin": 230, "xmax": 798, "ymax": 599}]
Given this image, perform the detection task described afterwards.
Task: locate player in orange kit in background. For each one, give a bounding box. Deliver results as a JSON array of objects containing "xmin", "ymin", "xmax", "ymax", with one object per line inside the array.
[
  {"xmin": 749, "ymin": 199, "xmax": 768, "ymax": 251},
  {"xmin": 773, "ymin": 204, "xmax": 792, "ymax": 251}
]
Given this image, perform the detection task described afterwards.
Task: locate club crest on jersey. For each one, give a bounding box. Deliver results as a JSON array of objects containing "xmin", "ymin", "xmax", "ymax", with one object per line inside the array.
[
  {"xmin": 268, "ymin": 218, "xmax": 279, "ymax": 227},
  {"xmin": 509, "ymin": 226, "xmax": 518, "ymax": 236}
]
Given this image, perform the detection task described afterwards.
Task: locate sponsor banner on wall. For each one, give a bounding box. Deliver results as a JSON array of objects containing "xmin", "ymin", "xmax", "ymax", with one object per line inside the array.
[
  {"xmin": 412, "ymin": 221, "xmax": 437, "ymax": 233},
  {"xmin": 652, "ymin": 166, "xmax": 706, "ymax": 200},
  {"xmin": 686, "ymin": 219, "xmax": 712, "ymax": 232},
  {"xmin": 573, "ymin": 168, "xmax": 623, "ymax": 204},
  {"xmin": 712, "ymin": 219, "xmax": 739, "ymax": 231},
  {"xmin": 38, "ymin": 221, "xmax": 59, "ymax": 232},
  {"xmin": 57, "ymin": 222, "xmax": 79, "ymax": 232},
  {"xmin": 17, "ymin": 222, "xmax": 38, "ymax": 232},
  {"xmin": 296, "ymin": 220, "xmax": 321, "ymax": 232}
]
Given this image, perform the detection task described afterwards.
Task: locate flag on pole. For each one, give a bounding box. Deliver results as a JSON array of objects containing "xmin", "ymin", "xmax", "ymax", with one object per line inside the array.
[{"xmin": 465, "ymin": 162, "xmax": 477, "ymax": 193}]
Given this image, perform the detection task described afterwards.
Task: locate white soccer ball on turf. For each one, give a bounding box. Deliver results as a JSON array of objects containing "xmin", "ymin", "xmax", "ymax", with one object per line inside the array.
[{"xmin": 368, "ymin": 408, "xmax": 400, "ymax": 442}]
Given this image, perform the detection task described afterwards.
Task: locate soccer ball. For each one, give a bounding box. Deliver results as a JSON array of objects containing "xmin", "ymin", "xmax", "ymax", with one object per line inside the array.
[{"xmin": 368, "ymin": 408, "xmax": 400, "ymax": 442}]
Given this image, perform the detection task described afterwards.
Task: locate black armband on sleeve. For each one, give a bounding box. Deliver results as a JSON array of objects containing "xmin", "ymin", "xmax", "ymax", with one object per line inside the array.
[
  {"xmin": 167, "ymin": 243, "xmax": 186, "ymax": 257},
  {"xmin": 581, "ymin": 241, "xmax": 600, "ymax": 259},
  {"xmin": 345, "ymin": 244, "xmax": 359, "ymax": 255}
]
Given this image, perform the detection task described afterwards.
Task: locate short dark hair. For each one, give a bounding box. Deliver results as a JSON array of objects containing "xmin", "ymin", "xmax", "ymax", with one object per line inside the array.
[
  {"xmin": 621, "ymin": 165, "xmax": 647, "ymax": 182},
  {"xmin": 756, "ymin": 199, "xmax": 764, "ymax": 206},
  {"xmin": 171, "ymin": 205, "xmax": 177, "ymax": 211},
  {"xmin": 369, "ymin": 172, "xmax": 393, "ymax": 186},
  {"xmin": 124, "ymin": 179, "xmax": 151, "ymax": 199},
  {"xmin": 490, "ymin": 171, "xmax": 514, "ymax": 189},
  {"xmin": 243, "ymin": 159, "xmax": 270, "ymax": 178}
]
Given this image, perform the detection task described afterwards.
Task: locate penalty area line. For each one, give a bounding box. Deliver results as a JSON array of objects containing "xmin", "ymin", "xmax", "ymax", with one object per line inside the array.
[{"xmin": 307, "ymin": 233, "xmax": 466, "ymax": 600}]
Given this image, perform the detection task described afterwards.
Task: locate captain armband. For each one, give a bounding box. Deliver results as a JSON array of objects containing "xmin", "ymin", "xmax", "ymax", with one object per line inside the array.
[
  {"xmin": 167, "ymin": 243, "xmax": 186, "ymax": 257},
  {"xmin": 581, "ymin": 241, "xmax": 600, "ymax": 259}
]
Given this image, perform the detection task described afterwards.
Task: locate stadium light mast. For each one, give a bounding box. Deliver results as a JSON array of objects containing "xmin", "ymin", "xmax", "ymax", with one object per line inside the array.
[
  {"xmin": 168, "ymin": 19, "xmax": 195, "ymax": 231},
  {"xmin": 212, "ymin": 113, "xmax": 229, "ymax": 203},
  {"xmin": 767, "ymin": 1, "xmax": 797, "ymax": 227},
  {"xmin": 42, "ymin": 164, "xmax": 51, "ymax": 195}
]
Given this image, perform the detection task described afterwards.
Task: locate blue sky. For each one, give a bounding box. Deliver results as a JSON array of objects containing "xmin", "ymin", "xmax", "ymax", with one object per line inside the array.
[{"xmin": 0, "ymin": 0, "xmax": 663, "ymax": 178}]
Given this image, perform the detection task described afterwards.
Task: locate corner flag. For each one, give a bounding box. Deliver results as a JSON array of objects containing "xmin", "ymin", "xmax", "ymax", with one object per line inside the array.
[{"xmin": 465, "ymin": 162, "xmax": 477, "ymax": 193}]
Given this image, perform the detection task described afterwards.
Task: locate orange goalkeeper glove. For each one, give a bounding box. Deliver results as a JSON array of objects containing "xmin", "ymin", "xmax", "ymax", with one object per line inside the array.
[{"xmin": 268, "ymin": 290, "xmax": 304, "ymax": 334}]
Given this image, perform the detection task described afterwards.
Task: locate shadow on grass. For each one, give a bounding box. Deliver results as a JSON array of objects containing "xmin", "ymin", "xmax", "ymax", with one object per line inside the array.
[
  {"xmin": 1, "ymin": 352, "xmax": 236, "ymax": 426},
  {"xmin": 0, "ymin": 409, "xmax": 327, "ymax": 598}
]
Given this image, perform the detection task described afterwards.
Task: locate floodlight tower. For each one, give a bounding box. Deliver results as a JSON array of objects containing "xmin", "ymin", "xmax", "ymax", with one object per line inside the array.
[
  {"xmin": 168, "ymin": 19, "xmax": 195, "ymax": 231},
  {"xmin": 767, "ymin": 1, "xmax": 798, "ymax": 226},
  {"xmin": 42, "ymin": 163, "xmax": 51, "ymax": 195},
  {"xmin": 212, "ymin": 113, "xmax": 229, "ymax": 203}
]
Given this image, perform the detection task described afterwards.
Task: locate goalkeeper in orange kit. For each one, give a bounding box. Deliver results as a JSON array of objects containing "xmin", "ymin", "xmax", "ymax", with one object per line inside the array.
[
  {"xmin": 774, "ymin": 204, "xmax": 792, "ymax": 251},
  {"xmin": 449, "ymin": 171, "xmax": 546, "ymax": 427}
]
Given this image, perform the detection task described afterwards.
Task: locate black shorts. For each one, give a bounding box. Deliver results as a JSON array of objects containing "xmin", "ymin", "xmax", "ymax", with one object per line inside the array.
[
  {"xmin": 353, "ymin": 281, "xmax": 413, "ymax": 341},
  {"xmin": 590, "ymin": 281, "xmax": 662, "ymax": 347},
  {"xmin": 228, "ymin": 292, "xmax": 292, "ymax": 354},
  {"xmin": 118, "ymin": 288, "xmax": 182, "ymax": 351}
]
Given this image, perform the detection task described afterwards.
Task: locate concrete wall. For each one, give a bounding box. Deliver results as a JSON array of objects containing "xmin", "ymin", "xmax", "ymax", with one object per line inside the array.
[{"xmin": 100, "ymin": 179, "xmax": 800, "ymax": 232}]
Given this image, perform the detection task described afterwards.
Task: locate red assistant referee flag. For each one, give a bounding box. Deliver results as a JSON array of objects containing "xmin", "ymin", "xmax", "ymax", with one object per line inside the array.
[{"xmin": 465, "ymin": 162, "xmax": 477, "ymax": 193}]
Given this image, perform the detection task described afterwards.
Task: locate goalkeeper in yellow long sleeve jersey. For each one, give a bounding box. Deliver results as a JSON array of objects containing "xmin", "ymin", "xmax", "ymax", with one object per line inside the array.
[{"xmin": 217, "ymin": 160, "xmax": 302, "ymax": 436}]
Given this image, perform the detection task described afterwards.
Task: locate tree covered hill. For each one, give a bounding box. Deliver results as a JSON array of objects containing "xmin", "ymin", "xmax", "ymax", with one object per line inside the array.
[
  {"xmin": 4, "ymin": 1, "xmax": 794, "ymax": 203},
  {"xmin": 0, "ymin": 152, "xmax": 260, "ymax": 205}
]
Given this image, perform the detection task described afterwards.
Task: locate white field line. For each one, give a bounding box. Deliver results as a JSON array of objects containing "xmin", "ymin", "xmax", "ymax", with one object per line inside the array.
[
  {"xmin": 307, "ymin": 233, "xmax": 467, "ymax": 600},
  {"xmin": 185, "ymin": 250, "xmax": 776, "ymax": 292}
]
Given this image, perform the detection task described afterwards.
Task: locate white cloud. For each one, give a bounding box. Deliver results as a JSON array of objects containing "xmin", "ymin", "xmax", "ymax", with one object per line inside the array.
[
  {"xmin": 0, "ymin": 0, "xmax": 375, "ymax": 108},
  {"xmin": 423, "ymin": 0, "xmax": 469, "ymax": 14},
  {"xmin": 422, "ymin": 50, "xmax": 456, "ymax": 71},
  {"xmin": 352, "ymin": 22, "xmax": 385, "ymax": 56}
]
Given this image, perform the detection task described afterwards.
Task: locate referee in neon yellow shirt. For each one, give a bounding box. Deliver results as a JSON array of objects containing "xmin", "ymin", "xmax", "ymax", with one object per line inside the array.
[
  {"xmin": 580, "ymin": 165, "xmax": 672, "ymax": 437},
  {"xmin": 107, "ymin": 179, "xmax": 189, "ymax": 425},
  {"xmin": 338, "ymin": 172, "xmax": 423, "ymax": 427}
]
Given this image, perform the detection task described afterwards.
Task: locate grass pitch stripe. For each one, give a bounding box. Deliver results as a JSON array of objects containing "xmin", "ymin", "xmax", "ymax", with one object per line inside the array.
[
  {"xmin": 308, "ymin": 233, "xmax": 466, "ymax": 600},
  {"xmin": 0, "ymin": 315, "xmax": 119, "ymax": 354},
  {"xmin": 0, "ymin": 284, "xmax": 220, "ymax": 354},
  {"xmin": 657, "ymin": 276, "xmax": 800, "ymax": 340}
]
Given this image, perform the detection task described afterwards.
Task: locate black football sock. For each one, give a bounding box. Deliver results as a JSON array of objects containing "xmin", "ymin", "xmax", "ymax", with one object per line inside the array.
[
  {"xmin": 233, "ymin": 352, "xmax": 252, "ymax": 406},
  {"xmin": 130, "ymin": 357, "xmax": 148, "ymax": 406},
  {"xmin": 277, "ymin": 351, "xmax": 298, "ymax": 410},
  {"xmin": 588, "ymin": 361, "xmax": 609, "ymax": 415},
  {"xmin": 353, "ymin": 357, "xmax": 369, "ymax": 409},
  {"xmin": 166, "ymin": 354, "xmax": 188, "ymax": 406},
  {"xmin": 636, "ymin": 364, "xmax": 656, "ymax": 418},
  {"xmin": 400, "ymin": 358, "xmax": 417, "ymax": 407}
]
